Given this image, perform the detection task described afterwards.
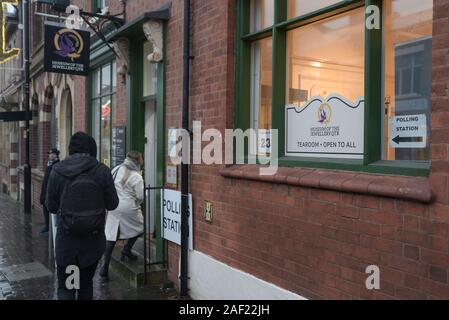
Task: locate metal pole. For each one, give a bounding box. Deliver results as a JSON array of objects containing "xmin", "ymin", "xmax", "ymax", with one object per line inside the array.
[
  {"xmin": 23, "ymin": 0, "xmax": 31, "ymax": 214},
  {"xmin": 143, "ymin": 186, "xmax": 148, "ymax": 285},
  {"xmin": 180, "ymin": 0, "xmax": 190, "ymax": 298}
]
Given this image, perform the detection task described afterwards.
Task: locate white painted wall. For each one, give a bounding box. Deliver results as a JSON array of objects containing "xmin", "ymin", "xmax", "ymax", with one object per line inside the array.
[{"xmin": 188, "ymin": 250, "xmax": 306, "ymax": 300}]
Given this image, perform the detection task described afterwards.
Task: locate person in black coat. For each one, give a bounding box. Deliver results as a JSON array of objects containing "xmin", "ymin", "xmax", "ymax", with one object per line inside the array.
[
  {"xmin": 46, "ymin": 132, "xmax": 119, "ymax": 300},
  {"xmin": 39, "ymin": 148, "xmax": 60, "ymax": 235}
]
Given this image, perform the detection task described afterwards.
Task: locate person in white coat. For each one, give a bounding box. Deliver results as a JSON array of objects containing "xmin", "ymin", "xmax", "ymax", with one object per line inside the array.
[{"xmin": 100, "ymin": 151, "xmax": 144, "ymax": 280}]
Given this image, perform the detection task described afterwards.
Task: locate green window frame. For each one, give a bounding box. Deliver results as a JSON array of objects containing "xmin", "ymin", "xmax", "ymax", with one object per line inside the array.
[
  {"xmin": 236, "ymin": 0, "xmax": 430, "ymax": 177},
  {"xmin": 90, "ymin": 60, "xmax": 116, "ymax": 167}
]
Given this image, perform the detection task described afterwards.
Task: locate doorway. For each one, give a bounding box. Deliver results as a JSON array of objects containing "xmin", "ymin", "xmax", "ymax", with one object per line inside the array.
[{"xmin": 144, "ymin": 99, "xmax": 157, "ymax": 236}]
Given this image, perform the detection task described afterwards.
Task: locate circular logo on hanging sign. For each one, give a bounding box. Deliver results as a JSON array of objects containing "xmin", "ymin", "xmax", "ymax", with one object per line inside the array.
[{"xmin": 53, "ymin": 28, "xmax": 84, "ymax": 62}]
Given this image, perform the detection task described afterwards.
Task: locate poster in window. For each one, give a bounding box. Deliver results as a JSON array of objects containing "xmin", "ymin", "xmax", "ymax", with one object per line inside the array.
[
  {"xmin": 286, "ymin": 94, "xmax": 364, "ymax": 159},
  {"xmin": 111, "ymin": 126, "xmax": 126, "ymax": 168}
]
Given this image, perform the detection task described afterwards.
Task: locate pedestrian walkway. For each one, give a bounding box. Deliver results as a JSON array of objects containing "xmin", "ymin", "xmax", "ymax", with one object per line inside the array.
[{"xmin": 0, "ymin": 193, "xmax": 177, "ymax": 300}]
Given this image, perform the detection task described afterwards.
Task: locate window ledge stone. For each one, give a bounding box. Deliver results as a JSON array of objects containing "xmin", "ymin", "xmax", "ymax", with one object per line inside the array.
[{"xmin": 220, "ymin": 165, "xmax": 433, "ymax": 203}]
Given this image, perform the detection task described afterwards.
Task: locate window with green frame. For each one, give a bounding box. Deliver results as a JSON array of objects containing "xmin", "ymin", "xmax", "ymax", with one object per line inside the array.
[
  {"xmin": 237, "ymin": 0, "xmax": 433, "ymax": 176},
  {"xmin": 91, "ymin": 60, "xmax": 117, "ymax": 167}
]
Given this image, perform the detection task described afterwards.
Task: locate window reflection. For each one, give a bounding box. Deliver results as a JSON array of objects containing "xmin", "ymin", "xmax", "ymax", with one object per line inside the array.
[
  {"xmin": 251, "ymin": 37, "xmax": 272, "ymax": 131},
  {"xmin": 250, "ymin": 0, "xmax": 274, "ymax": 33},
  {"xmin": 286, "ymin": 8, "xmax": 365, "ymax": 108},
  {"xmin": 287, "ymin": 0, "xmax": 342, "ymax": 20},
  {"xmin": 383, "ymin": 0, "xmax": 433, "ymax": 161},
  {"xmin": 91, "ymin": 61, "xmax": 116, "ymax": 167}
]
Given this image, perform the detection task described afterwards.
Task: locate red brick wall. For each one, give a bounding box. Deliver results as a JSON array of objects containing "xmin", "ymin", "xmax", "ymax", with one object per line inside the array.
[{"xmin": 73, "ymin": 76, "xmax": 88, "ymax": 133}]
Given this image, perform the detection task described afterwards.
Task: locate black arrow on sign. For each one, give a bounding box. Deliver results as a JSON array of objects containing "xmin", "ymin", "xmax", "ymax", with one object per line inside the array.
[{"xmin": 392, "ymin": 135, "xmax": 424, "ymax": 145}]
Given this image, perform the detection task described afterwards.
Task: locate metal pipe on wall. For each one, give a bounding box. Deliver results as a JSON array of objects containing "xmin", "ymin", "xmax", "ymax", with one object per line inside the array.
[
  {"xmin": 180, "ymin": 0, "xmax": 191, "ymax": 298},
  {"xmin": 23, "ymin": 0, "xmax": 32, "ymax": 214}
]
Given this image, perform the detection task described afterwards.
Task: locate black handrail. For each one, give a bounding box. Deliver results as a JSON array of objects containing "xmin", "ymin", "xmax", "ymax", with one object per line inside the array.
[{"xmin": 143, "ymin": 185, "xmax": 168, "ymax": 285}]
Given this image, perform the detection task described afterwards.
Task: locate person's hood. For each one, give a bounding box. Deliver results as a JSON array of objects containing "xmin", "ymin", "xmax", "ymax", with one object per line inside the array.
[
  {"xmin": 53, "ymin": 154, "xmax": 98, "ymax": 179},
  {"xmin": 69, "ymin": 132, "xmax": 97, "ymax": 158}
]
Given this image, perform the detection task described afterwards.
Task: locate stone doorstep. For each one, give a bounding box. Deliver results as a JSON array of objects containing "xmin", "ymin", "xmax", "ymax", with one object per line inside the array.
[{"xmin": 109, "ymin": 238, "xmax": 167, "ymax": 289}]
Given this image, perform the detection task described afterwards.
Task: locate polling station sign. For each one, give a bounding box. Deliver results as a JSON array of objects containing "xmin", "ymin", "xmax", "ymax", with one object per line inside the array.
[
  {"xmin": 44, "ymin": 23, "xmax": 90, "ymax": 76},
  {"xmin": 389, "ymin": 114, "xmax": 427, "ymax": 149},
  {"xmin": 285, "ymin": 94, "xmax": 364, "ymax": 159},
  {"xmin": 161, "ymin": 190, "xmax": 193, "ymax": 250}
]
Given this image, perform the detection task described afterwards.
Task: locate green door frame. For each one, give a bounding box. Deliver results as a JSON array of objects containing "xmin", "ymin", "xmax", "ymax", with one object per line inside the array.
[{"xmin": 128, "ymin": 29, "xmax": 167, "ymax": 263}]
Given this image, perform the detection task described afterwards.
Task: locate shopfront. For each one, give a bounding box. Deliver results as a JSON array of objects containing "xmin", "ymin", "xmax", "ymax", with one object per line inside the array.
[
  {"xmin": 16, "ymin": 0, "xmax": 445, "ymax": 299},
  {"xmin": 89, "ymin": 7, "xmax": 169, "ymax": 264}
]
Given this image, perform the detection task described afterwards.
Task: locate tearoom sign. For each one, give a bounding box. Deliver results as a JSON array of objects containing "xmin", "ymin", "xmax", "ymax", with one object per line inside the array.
[{"xmin": 285, "ymin": 94, "xmax": 364, "ymax": 159}]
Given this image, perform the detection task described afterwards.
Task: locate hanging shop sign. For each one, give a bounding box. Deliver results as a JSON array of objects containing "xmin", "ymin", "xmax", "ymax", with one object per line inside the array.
[
  {"xmin": 161, "ymin": 189, "xmax": 193, "ymax": 250},
  {"xmin": 111, "ymin": 125, "xmax": 126, "ymax": 168},
  {"xmin": 285, "ymin": 94, "xmax": 364, "ymax": 159},
  {"xmin": 44, "ymin": 22, "xmax": 90, "ymax": 75},
  {"xmin": 389, "ymin": 114, "xmax": 427, "ymax": 149}
]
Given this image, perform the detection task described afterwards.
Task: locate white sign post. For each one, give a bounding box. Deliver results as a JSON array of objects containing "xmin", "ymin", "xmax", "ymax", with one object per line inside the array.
[
  {"xmin": 161, "ymin": 189, "xmax": 193, "ymax": 250},
  {"xmin": 389, "ymin": 114, "xmax": 427, "ymax": 149},
  {"xmin": 285, "ymin": 94, "xmax": 365, "ymax": 159}
]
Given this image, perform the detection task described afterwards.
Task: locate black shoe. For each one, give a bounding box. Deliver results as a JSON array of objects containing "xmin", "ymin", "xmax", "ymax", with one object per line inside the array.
[{"xmin": 121, "ymin": 250, "xmax": 138, "ymax": 262}]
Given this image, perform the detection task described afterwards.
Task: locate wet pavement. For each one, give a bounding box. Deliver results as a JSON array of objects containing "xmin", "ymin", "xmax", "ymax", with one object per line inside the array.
[{"xmin": 0, "ymin": 193, "xmax": 177, "ymax": 300}]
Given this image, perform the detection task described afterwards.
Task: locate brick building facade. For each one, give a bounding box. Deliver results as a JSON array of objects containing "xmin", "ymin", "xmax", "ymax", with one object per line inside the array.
[{"xmin": 1, "ymin": 0, "xmax": 449, "ymax": 300}]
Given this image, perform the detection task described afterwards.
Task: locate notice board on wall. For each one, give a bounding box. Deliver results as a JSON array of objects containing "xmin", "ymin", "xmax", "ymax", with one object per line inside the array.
[{"xmin": 111, "ymin": 126, "xmax": 126, "ymax": 168}]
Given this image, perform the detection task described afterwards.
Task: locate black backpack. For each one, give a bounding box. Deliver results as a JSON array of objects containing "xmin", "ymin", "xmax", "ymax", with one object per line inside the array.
[{"xmin": 59, "ymin": 164, "xmax": 106, "ymax": 235}]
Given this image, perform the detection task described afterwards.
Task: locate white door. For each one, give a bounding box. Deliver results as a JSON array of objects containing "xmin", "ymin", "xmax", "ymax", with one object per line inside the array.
[{"xmin": 144, "ymin": 100, "xmax": 157, "ymax": 234}]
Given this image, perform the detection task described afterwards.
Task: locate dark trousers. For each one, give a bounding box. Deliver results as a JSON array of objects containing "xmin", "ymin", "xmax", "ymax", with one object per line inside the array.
[
  {"xmin": 42, "ymin": 205, "xmax": 50, "ymax": 231},
  {"xmin": 101, "ymin": 236, "xmax": 139, "ymax": 275},
  {"xmin": 57, "ymin": 262, "xmax": 98, "ymax": 300}
]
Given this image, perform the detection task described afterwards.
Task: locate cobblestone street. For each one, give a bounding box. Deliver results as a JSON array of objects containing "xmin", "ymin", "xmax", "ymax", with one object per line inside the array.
[{"xmin": 0, "ymin": 194, "xmax": 176, "ymax": 300}]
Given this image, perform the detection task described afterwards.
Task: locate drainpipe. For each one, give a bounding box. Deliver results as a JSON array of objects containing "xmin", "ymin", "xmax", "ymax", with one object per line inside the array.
[
  {"xmin": 23, "ymin": 0, "xmax": 32, "ymax": 214},
  {"xmin": 180, "ymin": 0, "xmax": 191, "ymax": 298}
]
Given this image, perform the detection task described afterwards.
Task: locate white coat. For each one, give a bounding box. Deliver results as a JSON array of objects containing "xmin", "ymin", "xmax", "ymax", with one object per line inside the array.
[{"xmin": 105, "ymin": 165, "xmax": 144, "ymax": 241}]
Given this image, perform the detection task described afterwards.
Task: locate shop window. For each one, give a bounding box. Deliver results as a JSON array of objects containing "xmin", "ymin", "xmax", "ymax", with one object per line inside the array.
[
  {"xmin": 91, "ymin": 61, "xmax": 116, "ymax": 167},
  {"xmin": 250, "ymin": 0, "xmax": 274, "ymax": 33},
  {"xmin": 250, "ymin": 37, "xmax": 272, "ymax": 154},
  {"xmin": 286, "ymin": 8, "xmax": 365, "ymax": 159},
  {"xmin": 383, "ymin": 0, "xmax": 433, "ymax": 161},
  {"xmin": 286, "ymin": 12, "xmax": 365, "ymax": 106},
  {"xmin": 237, "ymin": 0, "xmax": 432, "ymax": 176}
]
